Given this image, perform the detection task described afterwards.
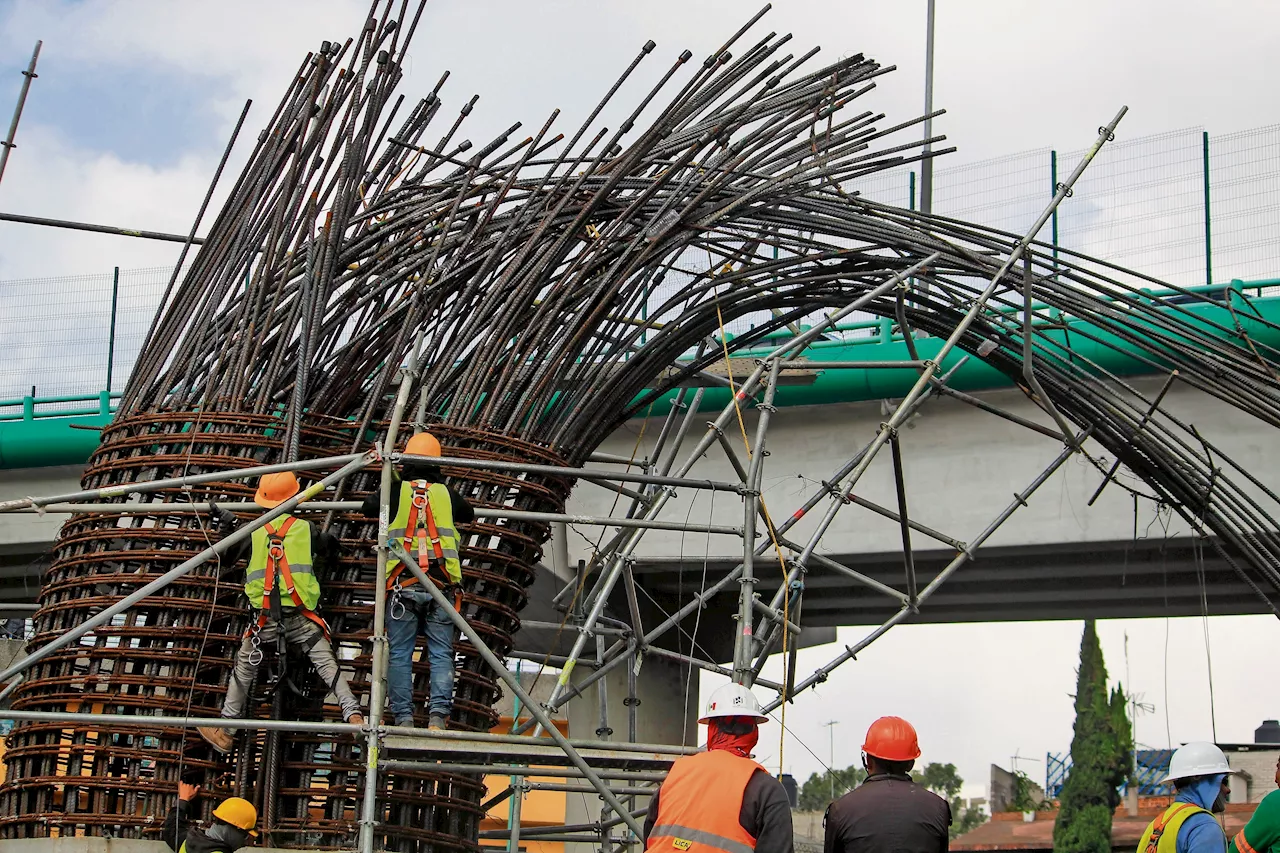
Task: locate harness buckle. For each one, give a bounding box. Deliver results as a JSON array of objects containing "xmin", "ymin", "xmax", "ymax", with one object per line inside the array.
[{"xmin": 389, "ymin": 586, "xmax": 407, "ymax": 620}]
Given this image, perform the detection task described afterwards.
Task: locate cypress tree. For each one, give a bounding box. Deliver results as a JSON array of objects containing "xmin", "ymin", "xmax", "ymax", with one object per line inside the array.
[{"xmin": 1053, "ymin": 620, "xmax": 1134, "ymax": 853}]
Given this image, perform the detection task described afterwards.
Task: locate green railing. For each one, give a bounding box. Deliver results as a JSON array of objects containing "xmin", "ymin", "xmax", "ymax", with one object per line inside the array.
[{"xmin": 0, "ymin": 390, "xmax": 120, "ymax": 423}]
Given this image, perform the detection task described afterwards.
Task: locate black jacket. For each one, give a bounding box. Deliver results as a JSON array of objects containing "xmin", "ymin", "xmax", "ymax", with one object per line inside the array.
[
  {"xmin": 644, "ymin": 767, "xmax": 794, "ymax": 853},
  {"xmin": 160, "ymin": 801, "xmax": 235, "ymax": 853},
  {"xmin": 358, "ymin": 465, "xmax": 475, "ymax": 526},
  {"xmin": 824, "ymin": 774, "xmax": 951, "ymax": 853}
]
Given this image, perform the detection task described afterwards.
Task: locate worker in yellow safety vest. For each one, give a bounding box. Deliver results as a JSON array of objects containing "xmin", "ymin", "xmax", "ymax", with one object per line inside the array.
[
  {"xmin": 360, "ymin": 431, "xmax": 474, "ymax": 730},
  {"xmin": 161, "ymin": 780, "xmax": 258, "ymax": 853},
  {"xmin": 644, "ymin": 683, "xmax": 794, "ymax": 853},
  {"xmin": 197, "ymin": 471, "xmax": 365, "ymax": 754},
  {"xmin": 1138, "ymin": 742, "xmax": 1237, "ymax": 853}
]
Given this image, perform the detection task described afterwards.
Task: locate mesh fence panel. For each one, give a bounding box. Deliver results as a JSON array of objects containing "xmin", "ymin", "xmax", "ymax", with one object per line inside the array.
[
  {"xmin": 0, "ymin": 266, "xmax": 172, "ymax": 404},
  {"xmin": 1209, "ymin": 124, "xmax": 1280, "ymax": 287},
  {"xmin": 3, "ymin": 125, "xmax": 1279, "ymax": 402}
]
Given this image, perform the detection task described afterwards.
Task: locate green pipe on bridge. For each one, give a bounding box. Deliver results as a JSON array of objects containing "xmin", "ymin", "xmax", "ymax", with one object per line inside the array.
[{"xmin": 3, "ymin": 284, "xmax": 1278, "ymax": 470}]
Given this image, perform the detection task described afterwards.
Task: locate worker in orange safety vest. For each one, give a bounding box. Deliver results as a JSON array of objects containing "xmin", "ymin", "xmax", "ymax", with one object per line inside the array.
[{"xmin": 644, "ymin": 683, "xmax": 794, "ymax": 853}]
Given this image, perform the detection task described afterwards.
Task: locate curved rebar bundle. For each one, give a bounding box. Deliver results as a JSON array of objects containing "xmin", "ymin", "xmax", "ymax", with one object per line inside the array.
[{"xmin": 5, "ymin": 0, "xmax": 1280, "ymax": 849}]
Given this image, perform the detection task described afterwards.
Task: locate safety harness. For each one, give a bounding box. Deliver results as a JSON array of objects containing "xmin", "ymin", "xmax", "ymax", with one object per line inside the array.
[
  {"xmin": 249, "ymin": 517, "xmax": 331, "ymax": 648},
  {"xmin": 387, "ymin": 480, "xmax": 464, "ymax": 614}
]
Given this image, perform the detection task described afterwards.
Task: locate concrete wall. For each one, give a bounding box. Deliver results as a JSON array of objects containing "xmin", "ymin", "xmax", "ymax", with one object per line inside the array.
[
  {"xmin": 0, "ymin": 464, "xmax": 77, "ymax": 551},
  {"xmin": 1227, "ymin": 747, "xmax": 1280, "ymax": 803},
  {"xmin": 564, "ymin": 378, "xmax": 1277, "ymax": 563}
]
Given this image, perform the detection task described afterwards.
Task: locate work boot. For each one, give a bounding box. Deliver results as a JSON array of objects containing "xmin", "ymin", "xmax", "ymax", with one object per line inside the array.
[
  {"xmin": 348, "ymin": 714, "xmax": 366, "ymax": 726},
  {"xmin": 427, "ymin": 714, "xmax": 448, "ymax": 731},
  {"xmin": 198, "ymin": 726, "xmax": 234, "ymax": 754},
  {"xmin": 395, "ymin": 717, "xmax": 416, "ymax": 729}
]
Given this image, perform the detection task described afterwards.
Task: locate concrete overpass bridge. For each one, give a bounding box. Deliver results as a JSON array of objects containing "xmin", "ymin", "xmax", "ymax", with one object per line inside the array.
[{"xmin": 4, "ymin": 283, "xmax": 1278, "ymax": 664}]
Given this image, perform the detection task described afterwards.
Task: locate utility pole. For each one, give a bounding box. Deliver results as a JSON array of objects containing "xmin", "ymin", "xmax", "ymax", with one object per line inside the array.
[
  {"xmin": 824, "ymin": 720, "xmax": 839, "ymax": 801},
  {"xmin": 919, "ymin": 1, "xmax": 936, "ymax": 216}
]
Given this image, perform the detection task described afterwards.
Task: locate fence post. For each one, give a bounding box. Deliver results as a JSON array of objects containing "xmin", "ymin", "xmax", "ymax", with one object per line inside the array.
[
  {"xmin": 1050, "ymin": 151, "xmax": 1061, "ymax": 321},
  {"xmin": 909, "ymin": 170, "xmax": 916, "ymax": 211},
  {"xmin": 1202, "ymin": 131, "xmax": 1213, "ymax": 286},
  {"xmin": 1050, "ymin": 150, "xmax": 1059, "ymax": 267},
  {"xmin": 106, "ymin": 266, "xmax": 119, "ymax": 393}
]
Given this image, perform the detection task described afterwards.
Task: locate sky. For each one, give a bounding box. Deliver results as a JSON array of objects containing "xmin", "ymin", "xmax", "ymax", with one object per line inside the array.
[{"xmin": 2, "ymin": 0, "xmax": 1280, "ymax": 804}]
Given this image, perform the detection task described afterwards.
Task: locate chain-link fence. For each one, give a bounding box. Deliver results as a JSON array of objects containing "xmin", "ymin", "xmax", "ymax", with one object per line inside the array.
[{"xmin": 3, "ymin": 124, "xmax": 1279, "ymax": 405}]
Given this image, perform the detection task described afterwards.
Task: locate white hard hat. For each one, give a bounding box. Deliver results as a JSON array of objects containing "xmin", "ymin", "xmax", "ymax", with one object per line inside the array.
[
  {"xmin": 699, "ymin": 683, "xmax": 769, "ymax": 724},
  {"xmin": 1161, "ymin": 741, "xmax": 1235, "ymax": 785}
]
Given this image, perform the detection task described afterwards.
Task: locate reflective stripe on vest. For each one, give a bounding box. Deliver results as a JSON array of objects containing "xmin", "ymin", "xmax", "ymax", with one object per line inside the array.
[
  {"xmin": 1138, "ymin": 801, "xmax": 1214, "ymax": 853},
  {"xmin": 245, "ymin": 514, "xmax": 320, "ymax": 611},
  {"xmin": 647, "ymin": 751, "xmax": 760, "ymax": 853},
  {"xmin": 387, "ymin": 480, "xmax": 462, "ymax": 585}
]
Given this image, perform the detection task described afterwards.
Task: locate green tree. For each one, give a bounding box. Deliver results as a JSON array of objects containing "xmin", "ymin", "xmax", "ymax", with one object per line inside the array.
[
  {"xmin": 798, "ymin": 761, "xmax": 989, "ymax": 839},
  {"xmin": 798, "ymin": 765, "xmax": 866, "ymax": 811},
  {"xmin": 914, "ymin": 762, "xmax": 988, "ymax": 839},
  {"xmin": 1053, "ymin": 620, "xmax": 1134, "ymax": 853}
]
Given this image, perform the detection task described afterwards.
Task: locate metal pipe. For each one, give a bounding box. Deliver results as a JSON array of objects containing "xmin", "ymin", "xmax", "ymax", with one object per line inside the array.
[
  {"xmin": 23, "ymin": 501, "xmax": 744, "ymax": 535},
  {"xmin": 0, "ymin": 210, "xmax": 205, "ymax": 245},
  {"xmin": 0, "ymin": 41, "xmax": 42, "ymax": 191},
  {"xmin": 763, "ymin": 436, "xmax": 1082, "ymax": 713},
  {"xmin": 391, "ymin": 542, "xmax": 647, "ymax": 840},
  {"xmin": 400, "ymin": 452, "xmax": 743, "ymax": 494},
  {"xmin": 889, "ymin": 433, "xmax": 918, "ymax": 606},
  {"xmin": 378, "ymin": 761, "xmax": 670, "ymax": 783},
  {"xmin": 735, "ymin": 357, "xmax": 781, "ymax": 684},
  {"xmin": 0, "ymin": 452, "xmax": 366, "ymax": 513},
  {"xmin": 0, "ymin": 452, "xmax": 372, "ymax": 685},
  {"xmin": 920, "ymin": 1, "xmax": 935, "ymax": 216}
]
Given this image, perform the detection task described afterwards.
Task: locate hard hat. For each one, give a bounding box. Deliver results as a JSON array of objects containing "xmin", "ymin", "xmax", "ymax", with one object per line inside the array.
[
  {"xmin": 405, "ymin": 432, "xmax": 442, "ymax": 458},
  {"xmin": 1161, "ymin": 741, "xmax": 1235, "ymax": 785},
  {"xmin": 212, "ymin": 797, "xmax": 259, "ymax": 836},
  {"xmin": 698, "ymin": 683, "xmax": 768, "ymax": 724},
  {"xmin": 862, "ymin": 716, "xmax": 922, "ymax": 762},
  {"xmin": 254, "ymin": 471, "xmax": 300, "ymax": 508}
]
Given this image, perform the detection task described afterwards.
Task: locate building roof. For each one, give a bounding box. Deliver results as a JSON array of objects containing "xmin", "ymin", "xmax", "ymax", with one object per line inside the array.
[{"xmin": 952, "ymin": 803, "xmax": 1256, "ymax": 852}]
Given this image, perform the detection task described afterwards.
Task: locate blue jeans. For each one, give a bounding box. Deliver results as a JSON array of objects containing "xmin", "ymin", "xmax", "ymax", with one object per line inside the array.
[{"xmin": 386, "ymin": 586, "xmax": 456, "ymax": 722}]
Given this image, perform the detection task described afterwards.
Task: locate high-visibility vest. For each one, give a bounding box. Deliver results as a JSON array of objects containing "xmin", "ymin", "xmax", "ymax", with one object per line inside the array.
[
  {"xmin": 387, "ymin": 479, "xmax": 462, "ymax": 587},
  {"xmin": 245, "ymin": 515, "xmax": 321, "ymax": 610},
  {"xmin": 647, "ymin": 751, "xmax": 760, "ymax": 853},
  {"xmin": 1138, "ymin": 801, "xmax": 1215, "ymax": 853}
]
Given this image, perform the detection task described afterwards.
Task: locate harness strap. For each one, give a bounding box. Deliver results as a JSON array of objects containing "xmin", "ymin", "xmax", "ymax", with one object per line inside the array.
[
  {"xmin": 388, "ymin": 481, "xmax": 456, "ymax": 592},
  {"xmin": 252, "ymin": 516, "xmax": 330, "ymax": 642}
]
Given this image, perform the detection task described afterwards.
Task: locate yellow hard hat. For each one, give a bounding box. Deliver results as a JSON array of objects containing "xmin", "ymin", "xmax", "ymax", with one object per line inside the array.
[
  {"xmin": 212, "ymin": 797, "xmax": 259, "ymax": 835},
  {"xmin": 405, "ymin": 432, "xmax": 442, "ymax": 458},
  {"xmin": 254, "ymin": 471, "xmax": 300, "ymax": 508}
]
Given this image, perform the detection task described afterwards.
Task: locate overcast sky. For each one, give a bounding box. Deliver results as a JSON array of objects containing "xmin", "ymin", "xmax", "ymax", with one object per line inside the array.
[{"xmin": 2, "ymin": 0, "xmax": 1279, "ymax": 804}]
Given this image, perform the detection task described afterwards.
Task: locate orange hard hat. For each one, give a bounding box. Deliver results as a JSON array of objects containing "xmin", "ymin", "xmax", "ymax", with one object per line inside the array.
[
  {"xmin": 254, "ymin": 471, "xmax": 300, "ymax": 508},
  {"xmin": 862, "ymin": 716, "xmax": 921, "ymax": 762},
  {"xmin": 405, "ymin": 432, "xmax": 441, "ymax": 458}
]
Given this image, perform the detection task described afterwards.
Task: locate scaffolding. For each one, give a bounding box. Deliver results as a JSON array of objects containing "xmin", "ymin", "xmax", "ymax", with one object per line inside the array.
[{"xmin": 5, "ymin": 104, "xmax": 1280, "ymax": 849}]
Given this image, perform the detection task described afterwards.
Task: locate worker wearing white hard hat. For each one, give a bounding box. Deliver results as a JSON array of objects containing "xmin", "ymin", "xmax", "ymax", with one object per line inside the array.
[
  {"xmin": 644, "ymin": 683, "xmax": 794, "ymax": 853},
  {"xmin": 1138, "ymin": 742, "xmax": 1238, "ymax": 853}
]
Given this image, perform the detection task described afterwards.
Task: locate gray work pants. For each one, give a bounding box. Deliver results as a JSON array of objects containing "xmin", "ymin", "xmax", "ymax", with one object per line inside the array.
[{"xmin": 221, "ymin": 609, "xmax": 362, "ymax": 724}]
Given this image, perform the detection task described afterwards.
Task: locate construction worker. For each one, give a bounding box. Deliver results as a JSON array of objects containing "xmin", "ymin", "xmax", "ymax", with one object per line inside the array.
[
  {"xmin": 1229, "ymin": 753, "xmax": 1280, "ymax": 853},
  {"xmin": 824, "ymin": 717, "xmax": 950, "ymax": 853},
  {"xmin": 197, "ymin": 471, "xmax": 365, "ymax": 754},
  {"xmin": 161, "ymin": 781, "xmax": 258, "ymax": 853},
  {"xmin": 644, "ymin": 683, "xmax": 794, "ymax": 853},
  {"xmin": 1139, "ymin": 741, "xmax": 1235, "ymax": 853},
  {"xmin": 360, "ymin": 431, "xmax": 474, "ymax": 730}
]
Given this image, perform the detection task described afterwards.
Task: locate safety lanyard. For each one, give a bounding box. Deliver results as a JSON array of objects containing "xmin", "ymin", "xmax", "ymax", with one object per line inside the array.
[{"xmin": 254, "ymin": 516, "xmax": 330, "ymax": 641}]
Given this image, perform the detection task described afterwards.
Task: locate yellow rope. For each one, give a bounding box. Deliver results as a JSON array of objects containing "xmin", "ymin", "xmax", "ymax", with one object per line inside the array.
[{"xmin": 713, "ymin": 284, "xmax": 792, "ymax": 775}]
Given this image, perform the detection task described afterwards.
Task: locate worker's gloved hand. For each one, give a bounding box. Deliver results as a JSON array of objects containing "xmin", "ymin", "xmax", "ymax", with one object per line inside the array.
[{"xmin": 207, "ymin": 502, "xmax": 237, "ymax": 535}]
